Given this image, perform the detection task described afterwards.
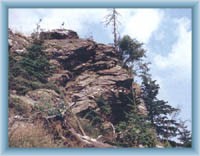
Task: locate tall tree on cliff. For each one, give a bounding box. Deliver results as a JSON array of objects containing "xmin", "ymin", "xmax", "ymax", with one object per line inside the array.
[
  {"xmin": 140, "ymin": 68, "xmax": 181, "ymax": 143},
  {"xmin": 104, "ymin": 8, "xmax": 120, "ymax": 51},
  {"xmin": 178, "ymin": 120, "xmax": 192, "ymax": 147},
  {"xmin": 118, "ymin": 35, "xmax": 146, "ymax": 80}
]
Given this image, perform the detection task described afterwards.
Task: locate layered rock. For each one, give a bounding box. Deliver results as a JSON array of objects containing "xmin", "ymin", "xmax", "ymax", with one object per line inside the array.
[
  {"xmin": 8, "ymin": 29, "xmax": 148, "ymax": 147},
  {"xmin": 42, "ymin": 35, "xmax": 133, "ymax": 118},
  {"xmin": 40, "ymin": 29, "xmax": 78, "ymax": 40},
  {"xmin": 8, "ymin": 28, "xmax": 30, "ymax": 54}
]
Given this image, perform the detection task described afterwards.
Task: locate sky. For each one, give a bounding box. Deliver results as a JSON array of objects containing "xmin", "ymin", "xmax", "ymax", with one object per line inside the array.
[{"xmin": 9, "ymin": 8, "xmax": 192, "ymax": 129}]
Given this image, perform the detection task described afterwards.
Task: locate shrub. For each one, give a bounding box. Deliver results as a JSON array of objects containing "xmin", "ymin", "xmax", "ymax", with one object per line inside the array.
[
  {"xmin": 95, "ymin": 96, "xmax": 112, "ymax": 116},
  {"xmin": 9, "ymin": 39, "xmax": 54, "ymax": 95}
]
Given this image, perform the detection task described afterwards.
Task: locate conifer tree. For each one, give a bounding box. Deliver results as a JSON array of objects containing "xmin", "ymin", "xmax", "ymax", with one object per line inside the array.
[
  {"xmin": 119, "ymin": 35, "xmax": 145, "ymax": 63},
  {"xmin": 118, "ymin": 35, "xmax": 146, "ymax": 79},
  {"xmin": 178, "ymin": 121, "xmax": 192, "ymax": 147},
  {"xmin": 140, "ymin": 66, "xmax": 180, "ymax": 142}
]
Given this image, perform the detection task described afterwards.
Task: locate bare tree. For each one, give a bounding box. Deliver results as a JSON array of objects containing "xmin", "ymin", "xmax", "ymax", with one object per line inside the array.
[
  {"xmin": 104, "ymin": 8, "xmax": 120, "ymax": 51},
  {"xmin": 31, "ymin": 18, "xmax": 42, "ymax": 40},
  {"xmin": 60, "ymin": 22, "xmax": 65, "ymax": 29}
]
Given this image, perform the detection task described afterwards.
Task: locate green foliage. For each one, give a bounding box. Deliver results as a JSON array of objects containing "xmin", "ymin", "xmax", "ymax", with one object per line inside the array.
[
  {"xmin": 114, "ymin": 92, "xmax": 158, "ymax": 147},
  {"xmin": 141, "ymin": 71, "xmax": 181, "ymax": 142},
  {"xmin": 33, "ymin": 100, "xmax": 66, "ymax": 118},
  {"xmin": 178, "ymin": 121, "xmax": 192, "ymax": 147},
  {"xmin": 20, "ymin": 40, "xmax": 51, "ymax": 82},
  {"xmin": 96, "ymin": 96, "xmax": 112, "ymax": 116},
  {"xmin": 9, "ymin": 39, "xmax": 53, "ymax": 95},
  {"xmin": 79, "ymin": 107, "xmax": 103, "ymax": 126},
  {"xmin": 119, "ymin": 35, "xmax": 146, "ymax": 66},
  {"xmin": 115, "ymin": 116, "xmax": 157, "ymax": 147}
]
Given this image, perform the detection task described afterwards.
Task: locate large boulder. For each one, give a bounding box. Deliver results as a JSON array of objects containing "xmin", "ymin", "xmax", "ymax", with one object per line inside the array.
[{"xmin": 40, "ymin": 29, "xmax": 79, "ymax": 40}]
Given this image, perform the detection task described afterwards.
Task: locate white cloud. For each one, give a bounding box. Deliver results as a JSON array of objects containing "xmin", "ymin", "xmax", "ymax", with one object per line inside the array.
[
  {"xmin": 154, "ymin": 17, "xmax": 191, "ymax": 75},
  {"xmin": 8, "ymin": 8, "xmax": 192, "ymax": 127},
  {"xmin": 121, "ymin": 9, "xmax": 163, "ymax": 43},
  {"xmin": 9, "ymin": 8, "xmax": 163, "ymax": 43},
  {"xmin": 9, "ymin": 8, "xmax": 108, "ymax": 35},
  {"xmin": 151, "ymin": 17, "xmax": 192, "ymax": 125}
]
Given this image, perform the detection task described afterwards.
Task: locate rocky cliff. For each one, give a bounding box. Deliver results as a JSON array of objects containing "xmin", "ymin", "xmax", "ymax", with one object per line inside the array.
[{"xmin": 8, "ymin": 29, "xmax": 150, "ymax": 148}]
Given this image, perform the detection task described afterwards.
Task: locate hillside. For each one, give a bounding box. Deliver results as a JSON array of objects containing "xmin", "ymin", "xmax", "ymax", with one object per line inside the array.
[{"xmin": 8, "ymin": 29, "xmax": 180, "ymax": 148}]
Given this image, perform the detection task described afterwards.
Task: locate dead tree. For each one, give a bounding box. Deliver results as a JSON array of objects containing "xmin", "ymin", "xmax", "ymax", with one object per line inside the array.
[{"xmin": 104, "ymin": 8, "xmax": 120, "ymax": 52}]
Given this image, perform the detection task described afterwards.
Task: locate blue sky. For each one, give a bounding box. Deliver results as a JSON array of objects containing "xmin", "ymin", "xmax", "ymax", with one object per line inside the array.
[{"xmin": 9, "ymin": 8, "xmax": 192, "ymax": 129}]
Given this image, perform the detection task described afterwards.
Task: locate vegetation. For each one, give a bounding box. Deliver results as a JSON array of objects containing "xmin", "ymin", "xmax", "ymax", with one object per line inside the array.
[
  {"xmin": 8, "ymin": 12, "xmax": 191, "ymax": 148},
  {"xmin": 116, "ymin": 34, "xmax": 192, "ymax": 147},
  {"xmin": 178, "ymin": 121, "xmax": 192, "ymax": 147},
  {"xmin": 141, "ymin": 75, "xmax": 180, "ymax": 141},
  {"xmin": 9, "ymin": 39, "xmax": 54, "ymax": 95},
  {"xmin": 9, "ymin": 121, "xmax": 56, "ymax": 148},
  {"xmin": 115, "ymin": 96, "xmax": 158, "ymax": 147}
]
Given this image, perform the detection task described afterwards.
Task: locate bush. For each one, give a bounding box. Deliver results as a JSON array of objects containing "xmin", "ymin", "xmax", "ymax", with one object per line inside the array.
[
  {"xmin": 9, "ymin": 39, "xmax": 54, "ymax": 95},
  {"xmin": 95, "ymin": 96, "xmax": 111, "ymax": 116}
]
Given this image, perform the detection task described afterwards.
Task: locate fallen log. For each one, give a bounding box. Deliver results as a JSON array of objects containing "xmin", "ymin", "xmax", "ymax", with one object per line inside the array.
[{"xmin": 68, "ymin": 128, "xmax": 116, "ymax": 148}]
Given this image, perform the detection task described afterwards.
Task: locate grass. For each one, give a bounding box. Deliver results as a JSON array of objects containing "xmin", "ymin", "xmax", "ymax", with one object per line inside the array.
[{"xmin": 9, "ymin": 121, "xmax": 56, "ymax": 148}]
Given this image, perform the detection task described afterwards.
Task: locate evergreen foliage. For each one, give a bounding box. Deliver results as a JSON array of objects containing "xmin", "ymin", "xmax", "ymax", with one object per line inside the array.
[
  {"xmin": 115, "ymin": 93, "xmax": 158, "ymax": 147},
  {"xmin": 119, "ymin": 35, "xmax": 146, "ymax": 67},
  {"xmin": 140, "ymin": 69, "xmax": 181, "ymax": 142},
  {"xmin": 9, "ymin": 39, "xmax": 53, "ymax": 95},
  {"xmin": 20, "ymin": 40, "xmax": 51, "ymax": 82},
  {"xmin": 178, "ymin": 121, "xmax": 192, "ymax": 147}
]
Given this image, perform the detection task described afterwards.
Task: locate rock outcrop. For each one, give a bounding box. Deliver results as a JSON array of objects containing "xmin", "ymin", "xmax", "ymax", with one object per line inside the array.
[
  {"xmin": 8, "ymin": 28, "xmax": 30, "ymax": 54},
  {"xmin": 8, "ymin": 29, "xmax": 148, "ymax": 148},
  {"xmin": 40, "ymin": 29, "xmax": 78, "ymax": 40}
]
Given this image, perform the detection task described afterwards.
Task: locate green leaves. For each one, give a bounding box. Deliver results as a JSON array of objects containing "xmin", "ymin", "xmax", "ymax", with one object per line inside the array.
[{"xmin": 119, "ymin": 35, "xmax": 146, "ymax": 66}]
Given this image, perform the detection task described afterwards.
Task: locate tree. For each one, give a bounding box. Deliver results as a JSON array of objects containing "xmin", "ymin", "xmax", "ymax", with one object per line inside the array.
[
  {"xmin": 178, "ymin": 121, "xmax": 192, "ymax": 147},
  {"xmin": 115, "ymin": 91, "xmax": 158, "ymax": 147},
  {"xmin": 140, "ymin": 70, "xmax": 180, "ymax": 143},
  {"xmin": 104, "ymin": 8, "xmax": 120, "ymax": 51},
  {"xmin": 118, "ymin": 35, "xmax": 146, "ymax": 75},
  {"xmin": 31, "ymin": 19, "xmax": 42, "ymax": 40},
  {"xmin": 118, "ymin": 35, "xmax": 146, "ymax": 84},
  {"xmin": 119, "ymin": 35, "xmax": 145, "ymax": 64}
]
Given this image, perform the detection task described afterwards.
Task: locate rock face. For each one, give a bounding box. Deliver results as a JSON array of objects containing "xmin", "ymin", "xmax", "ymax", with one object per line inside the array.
[
  {"xmin": 40, "ymin": 29, "xmax": 79, "ymax": 40},
  {"xmin": 8, "ymin": 29, "xmax": 147, "ymax": 147},
  {"xmin": 8, "ymin": 28, "xmax": 30, "ymax": 53},
  {"xmin": 43, "ymin": 36, "xmax": 133, "ymax": 119}
]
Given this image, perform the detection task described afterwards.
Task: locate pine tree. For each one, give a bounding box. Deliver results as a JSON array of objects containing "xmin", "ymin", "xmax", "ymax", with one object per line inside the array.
[
  {"xmin": 178, "ymin": 121, "xmax": 192, "ymax": 147},
  {"xmin": 140, "ymin": 68, "xmax": 180, "ymax": 143},
  {"xmin": 115, "ymin": 92, "xmax": 157, "ymax": 147},
  {"xmin": 118, "ymin": 35, "xmax": 146, "ymax": 70}
]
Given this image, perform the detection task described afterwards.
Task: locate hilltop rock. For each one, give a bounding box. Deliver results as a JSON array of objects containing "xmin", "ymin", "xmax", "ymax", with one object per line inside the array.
[
  {"xmin": 40, "ymin": 29, "xmax": 79, "ymax": 40},
  {"xmin": 8, "ymin": 29, "xmax": 149, "ymax": 147},
  {"xmin": 8, "ymin": 29, "xmax": 30, "ymax": 53}
]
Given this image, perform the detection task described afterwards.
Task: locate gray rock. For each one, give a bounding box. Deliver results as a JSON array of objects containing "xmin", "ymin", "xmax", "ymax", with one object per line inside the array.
[{"xmin": 40, "ymin": 29, "xmax": 79, "ymax": 40}]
